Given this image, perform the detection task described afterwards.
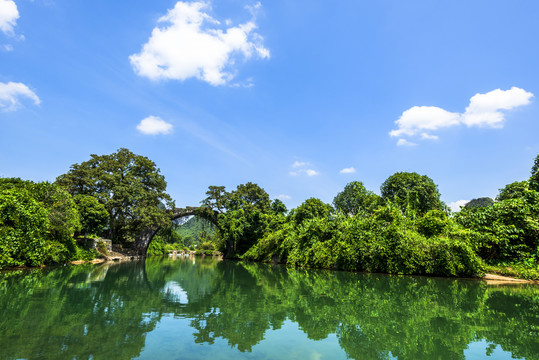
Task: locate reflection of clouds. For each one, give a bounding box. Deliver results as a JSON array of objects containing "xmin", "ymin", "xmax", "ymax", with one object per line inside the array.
[{"xmin": 163, "ymin": 281, "xmax": 189, "ymax": 304}]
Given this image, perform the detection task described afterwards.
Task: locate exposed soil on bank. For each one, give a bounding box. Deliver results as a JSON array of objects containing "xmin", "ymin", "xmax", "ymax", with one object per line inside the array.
[
  {"xmin": 69, "ymin": 250, "xmax": 143, "ymax": 265},
  {"xmin": 482, "ymin": 273, "xmax": 538, "ymax": 285}
]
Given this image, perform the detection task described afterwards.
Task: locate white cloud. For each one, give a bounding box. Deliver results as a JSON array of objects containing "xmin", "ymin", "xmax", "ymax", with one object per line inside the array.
[
  {"xmin": 292, "ymin": 161, "xmax": 308, "ymax": 168},
  {"xmin": 129, "ymin": 1, "xmax": 269, "ymax": 86},
  {"xmin": 0, "ymin": 81, "xmax": 40, "ymax": 111},
  {"xmin": 277, "ymin": 194, "xmax": 291, "ymax": 200},
  {"xmin": 0, "ymin": 0, "xmax": 19, "ymax": 35},
  {"xmin": 390, "ymin": 106, "xmax": 461, "ymax": 138},
  {"xmin": 339, "ymin": 167, "xmax": 356, "ymax": 174},
  {"xmin": 390, "ymin": 87, "xmax": 533, "ymax": 145},
  {"xmin": 136, "ymin": 115, "xmax": 173, "ymax": 135},
  {"xmin": 305, "ymin": 169, "xmax": 319, "ymax": 176},
  {"xmin": 462, "ymin": 87, "xmax": 534, "ymax": 127},
  {"xmin": 396, "ymin": 138, "xmax": 417, "ymax": 147},
  {"xmin": 449, "ymin": 200, "xmax": 469, "ymax": 212}
]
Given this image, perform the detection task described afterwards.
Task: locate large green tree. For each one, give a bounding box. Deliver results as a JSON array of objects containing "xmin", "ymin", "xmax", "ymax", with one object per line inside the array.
[
  {"xmin": 202, "ymin": 182, "xmax": 273, "ymax": 258},
  {"xmin": 380, "ymin": 172, "xmax": 443, "ymax": 216},
  {"xmin": 56, "ymin": 148, "xmax": 174, "ymax": 244},
  {"xmin": 333, "ymin": 181, "xmax": 382, "ymax": 216}
]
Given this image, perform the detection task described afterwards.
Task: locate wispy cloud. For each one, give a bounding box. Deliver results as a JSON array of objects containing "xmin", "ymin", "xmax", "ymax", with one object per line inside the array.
[
  {"xmin": 289, "ymin": 160, "xmax": 319, "ymax": 176},
  {"xmin": 277, "ymin": 194, "xmax": 291, "ymax": 200},
  {"xmin": 0, "ymin": 81, "xmax": 40, "ymax": 111},
  {"xmin": 136, "ymin": 115, "xmax": 173, "ymax": 135},
  {"xmin": 292, "ymin": 161, "xmax": 308, "ymax": 168},
  {"xmin": 130, "ymin": 1, "xmax": 269, "ymax": 86},
  {"xmin": 339, "ymin": 167, "xmax": 356, "ymax": 174},
  {"xmin": 390, "ymin": 87, "xmax": 533, "ymax": 145},
  {"xmin": 174, "ymin": 116, "xmax": 247, "ymax": 163},
  {"xmin": 396, "ymin": 138, "xmax": 417, "ymax": 147}
]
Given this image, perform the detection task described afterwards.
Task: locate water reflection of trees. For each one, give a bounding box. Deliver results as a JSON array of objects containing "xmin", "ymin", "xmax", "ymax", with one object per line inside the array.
[
  {"xmin": 163, "ymin": 259, "xmax": 538, "ymax": 360},
  {"xmin": 0, "ymin": 258, "xmax": 537, "ymax": 360},
  {"xmin": 0, "ymin": 262, "xmax": 162, "ymax": 360}
]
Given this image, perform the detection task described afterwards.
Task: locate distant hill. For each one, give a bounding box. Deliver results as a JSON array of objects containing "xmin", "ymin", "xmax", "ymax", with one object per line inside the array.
[{"xmin": 175, "ymin": 216, "xmax": 217, "ymax": 242}]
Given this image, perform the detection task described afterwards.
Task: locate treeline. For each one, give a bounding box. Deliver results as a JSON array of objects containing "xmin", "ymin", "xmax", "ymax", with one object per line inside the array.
[
  {"xmin": 2, "ymin": 148, "xmax": 538, "ymax": 277},
  {"xmin": 202, "ymin": 155, "xmax": 539, "ymax": 278},
  {"xmin": 0, "ymin": 148, "xmax": 174, "ymax": 269}
]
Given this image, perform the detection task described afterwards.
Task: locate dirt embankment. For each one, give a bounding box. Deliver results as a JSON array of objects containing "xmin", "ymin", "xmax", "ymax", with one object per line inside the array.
[{"xmin": 482, "ymin": 273, "xmax": 538, "ymax": 285}]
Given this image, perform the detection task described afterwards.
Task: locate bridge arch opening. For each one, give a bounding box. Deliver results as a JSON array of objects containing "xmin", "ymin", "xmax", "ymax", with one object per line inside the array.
[{"xmin": 136, "ymin": 207, "xmax": 219, "ymax": 255}]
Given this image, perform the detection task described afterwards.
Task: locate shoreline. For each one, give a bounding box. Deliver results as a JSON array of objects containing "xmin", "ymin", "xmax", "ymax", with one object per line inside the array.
[{"xmin": 2, "ymin": 256, "xmax": 538, "ymax": 285}]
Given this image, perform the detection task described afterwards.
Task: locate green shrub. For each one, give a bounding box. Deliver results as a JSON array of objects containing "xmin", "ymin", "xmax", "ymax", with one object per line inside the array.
[
  {"xmin": 74, "ymin": 246, "xmax": 99, "ymax": 261},
  {"xmin": 417, "ymin": 210, "xmax": 449, "ymax": 237},
  {"xmin": 0, "ymin": 189, "xmax": 50, "ymax": 268},
  {"xmin": 96, "ymin": 240, "xmax": 108, "ymax": 255},
  {"xmin": 147, "ymin": 235, "xmax": 167, "ymax": 256}
]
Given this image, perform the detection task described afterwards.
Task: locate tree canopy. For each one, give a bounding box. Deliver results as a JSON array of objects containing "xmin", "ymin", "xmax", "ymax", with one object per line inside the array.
[
  {"xmin": 56, "ymin": 148, "xmax": 174, "ymax": 244},
  {"xmin": 202, "ymin": 182, "xmax": 274, "ymax": 258},
  {"xmin": 496, "ymin": 181, "xmax": 529, "ymax": 201},
  {"xmin": 380, "ymin": 172, "xmax": 443, "ymax": 215},
  {"xmin": 333, "ymin": 181, "xmax": 382, "ymax": 216}
]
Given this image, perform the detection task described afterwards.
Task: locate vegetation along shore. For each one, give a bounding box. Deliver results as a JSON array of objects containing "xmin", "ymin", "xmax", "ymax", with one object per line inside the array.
[{"xmin": 1, "ymin": 148, "xmax": 538, "ymax": 280}]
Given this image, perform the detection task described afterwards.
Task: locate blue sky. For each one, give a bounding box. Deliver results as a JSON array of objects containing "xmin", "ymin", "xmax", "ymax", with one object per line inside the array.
[{"xmin": 1, "ymin": 0, "xmax": 538, "ymax": 211}]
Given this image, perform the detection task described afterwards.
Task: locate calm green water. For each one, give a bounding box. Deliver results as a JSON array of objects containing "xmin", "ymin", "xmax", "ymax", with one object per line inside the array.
[{"xmin": 0, "ymin": 257, "xmax": 538, "ymax": 360}]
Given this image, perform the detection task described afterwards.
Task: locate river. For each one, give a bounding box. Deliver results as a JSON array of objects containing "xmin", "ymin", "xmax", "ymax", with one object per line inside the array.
[{"xmin": 0, "ymin": 256, "xmax": 537, "ymax": 359}]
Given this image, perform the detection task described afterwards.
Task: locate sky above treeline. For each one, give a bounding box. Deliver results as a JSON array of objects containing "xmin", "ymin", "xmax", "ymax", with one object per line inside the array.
[{"xmin": 1, "ymin": 0, "xmax": 538, "ymax": 211}]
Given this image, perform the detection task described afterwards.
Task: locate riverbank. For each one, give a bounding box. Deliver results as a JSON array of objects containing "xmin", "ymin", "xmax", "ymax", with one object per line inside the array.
[{"xmin": 482, "ymin": 273, "xmax": 538, "ymax": 285}]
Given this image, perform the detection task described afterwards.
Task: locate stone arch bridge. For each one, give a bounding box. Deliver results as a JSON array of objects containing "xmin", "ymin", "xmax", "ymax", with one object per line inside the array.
[{"xmin": 134, "ymin": 206, "xmax": 219, "ymax": 255}]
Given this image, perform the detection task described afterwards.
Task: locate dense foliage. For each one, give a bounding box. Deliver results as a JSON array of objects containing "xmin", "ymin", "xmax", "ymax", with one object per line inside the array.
[
  {"xmin": 200, "ymin": 182, "xmax": 278, "ymax": 258},
  {"xmin": 333, "ymin": 181, "xmax": 382, "ymax": 216},
  {"xmin": 0, "ymin": 148, "xmax": 176, "ymax": 268},
  {"xmin": 56, "ymin": 148, "xmax": 174, "ymax": 244},
  {"xmin": 2, "ymin": 151, "xmax": 538, "ymax": 278},
  {"xmin": 74, "ymin": 194, "xmax": 109, "ymax": 237},
  {"xmin": 0, "ymin": 179, "xmax": 92, "ymax": 267},
  {"xmin": 221, "ymin": 157, "xmax": 539, "ymax": 277},
  {"xmin": 530, "ymin": 154, "xmax": 539, "ymax": 191},
  {"xmin": 455, "ymin": 189, "xmax": 539, "ymax": 262},
  {"xmin": 380, "ymin": 172, "xmax": 444, "ymax": 215},
  {"xmin": 245, "ymin": 203, "xmax": 483, "ymax": 276},
  {"xmin": 0, "ymin": 187, "xmax": 50, "ymax": 267}
]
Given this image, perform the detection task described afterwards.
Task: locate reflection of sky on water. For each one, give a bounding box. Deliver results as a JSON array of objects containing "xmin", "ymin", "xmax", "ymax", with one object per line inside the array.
[
  {"xmin": 163, "ymin": 281, "xmax": 189, "ymax": 304},
  {"xmin": 138, "ymin": 319, "xmax": 349, "ymax": 360},
  {"xmin": 465, "ymin": 340, "xmax": 523, "ymax": 360}
]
